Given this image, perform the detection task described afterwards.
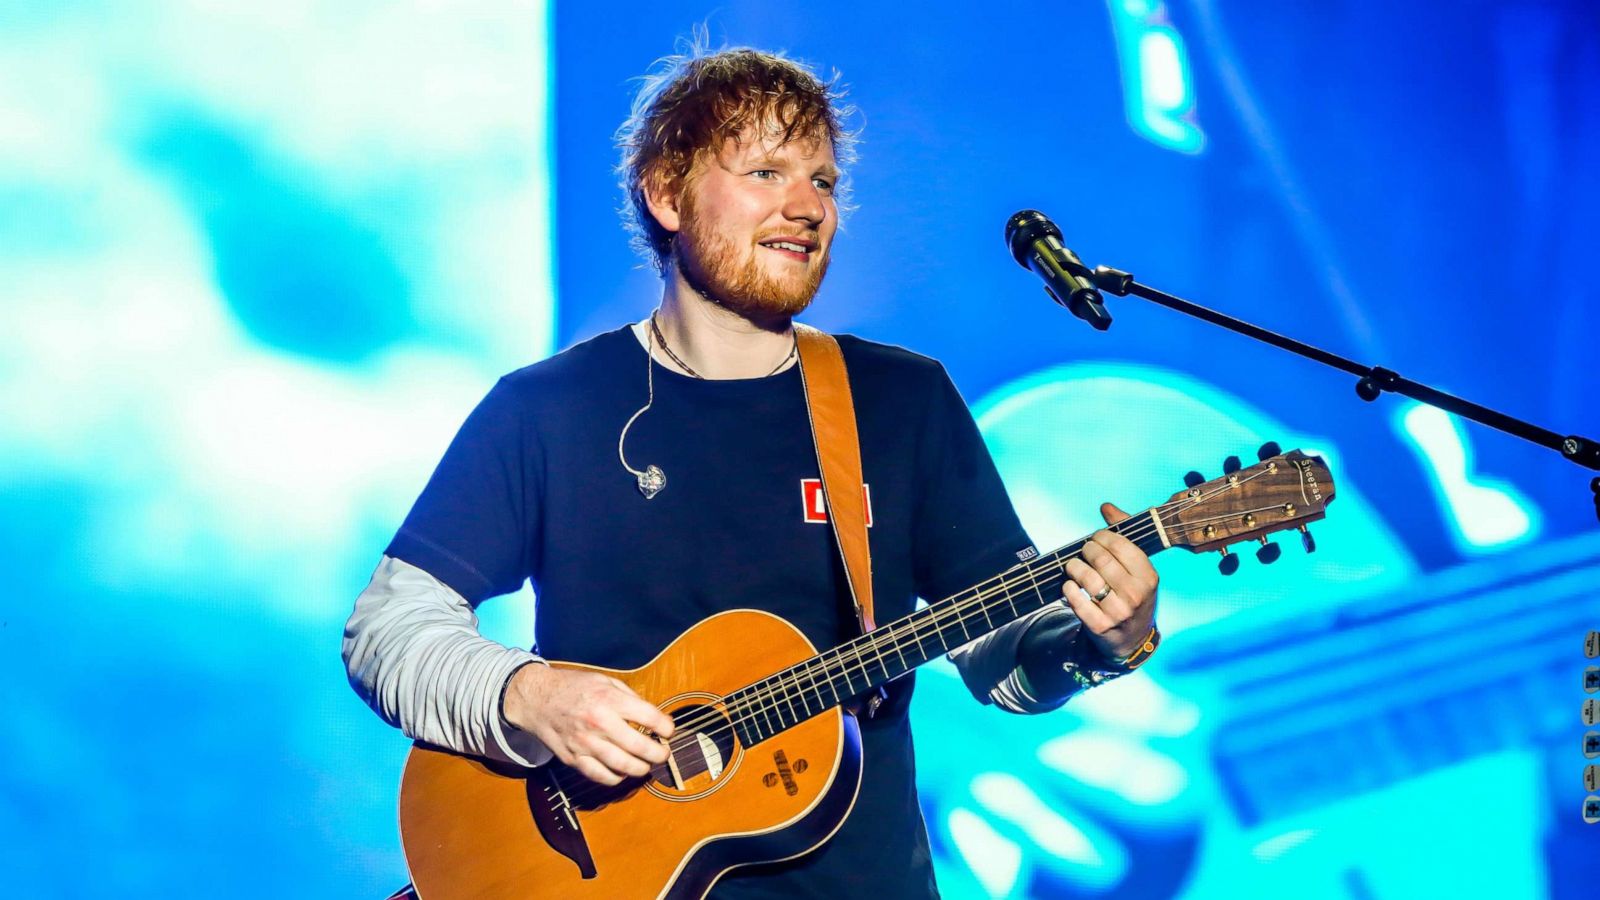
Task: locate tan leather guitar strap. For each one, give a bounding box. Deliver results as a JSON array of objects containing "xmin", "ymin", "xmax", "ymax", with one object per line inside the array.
[{"xmin": 793, "ymin": 324, "xmax": 876, "ymax": 637}]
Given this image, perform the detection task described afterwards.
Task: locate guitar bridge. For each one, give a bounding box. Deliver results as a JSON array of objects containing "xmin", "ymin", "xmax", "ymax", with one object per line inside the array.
[{"xmin": 526, "ymin": 768, "xmax": 597, "ymax": 879}]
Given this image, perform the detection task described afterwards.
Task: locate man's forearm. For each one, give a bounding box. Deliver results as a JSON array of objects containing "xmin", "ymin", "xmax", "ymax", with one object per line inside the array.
[
  {"xmin": 949, "ymin": 601, "xmax": 1144, "ymax": 714},
  {"xmin": 1012, "ymin": 608, "xmax": 1091, "ymax": 705},
  {"xmin": 949, "ymin": 605, "xmax": 1080, "ymax": 714},
  {"xmin": 342, "ymin": 555, "xmax": 552, "ymax": 766}
]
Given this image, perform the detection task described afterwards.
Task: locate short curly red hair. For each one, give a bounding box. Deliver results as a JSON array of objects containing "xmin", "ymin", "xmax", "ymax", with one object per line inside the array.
[{"xmin": 616, "ymin": 44, "xmax": 858, "ymax": 273}]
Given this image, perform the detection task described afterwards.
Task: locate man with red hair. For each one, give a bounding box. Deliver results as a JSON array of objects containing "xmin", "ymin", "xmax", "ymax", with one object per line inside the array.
[{"xmin": 346, "ymin": 45, "xmax": 1159, "ymax": 898}]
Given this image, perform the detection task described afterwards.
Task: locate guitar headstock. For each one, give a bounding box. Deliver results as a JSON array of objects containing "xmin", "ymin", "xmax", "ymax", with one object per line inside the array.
[{"xmin": 1160, "ymin": 442, "xmax": 1335, "ymax": 573}]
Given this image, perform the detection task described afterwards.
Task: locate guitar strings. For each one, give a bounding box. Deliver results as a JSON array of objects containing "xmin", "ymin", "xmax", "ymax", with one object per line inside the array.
[
  {"xmin": 548, "ymin": 507, "xmax": 1185, "ymax": 809},
  {"xmin": 557, "ymin": 538, "xmax": 1112, "ymax": 807},
  {"xmin": 552, "ymin": 469, "xmax": 1276, "ymax": 808},
  {"xmin": 701, "ymin": 469, "xmax": 1267, "ymax": 736},
  {"xmin": 548, "ymin": 526, "xmax": 1131, "ymax": 808},
  {"xmin": 552, "ymin": 467, "xmax": 1288, "ymax": 805},
  {"xmin": 549, "ymin": 519, "xmax": 1157, "ymax": 809},
  {"xmin": 731, "ymin": 464, "xmax": 1291, "ymax": 730},
  {"xmin": 551, "ymin": 473, "xmax": 1272, "ymax": 808}
]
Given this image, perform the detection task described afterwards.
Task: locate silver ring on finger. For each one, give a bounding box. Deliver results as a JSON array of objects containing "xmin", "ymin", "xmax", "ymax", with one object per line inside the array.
[{"xmin": 1091, "ymin": 585, "xmax": 1113, "ymax": 602}]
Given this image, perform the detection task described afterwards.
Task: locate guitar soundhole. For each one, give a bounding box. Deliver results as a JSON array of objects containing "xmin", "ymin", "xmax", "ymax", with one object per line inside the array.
[{"xmin": 652, "ymin": 701, "xmax": 738, "ymax": 792}]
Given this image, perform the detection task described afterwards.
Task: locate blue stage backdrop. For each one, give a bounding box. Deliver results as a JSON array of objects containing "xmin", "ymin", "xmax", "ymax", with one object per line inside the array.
[{"xmin": 2, "ymin": 2, "xmax": 1596, "ymax": 897}]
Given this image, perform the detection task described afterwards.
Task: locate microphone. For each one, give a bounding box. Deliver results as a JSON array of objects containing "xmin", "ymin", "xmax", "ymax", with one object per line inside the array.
[{"xmin": 1005, "ymin": 210, "xmax": 1112, "ymax": 330}]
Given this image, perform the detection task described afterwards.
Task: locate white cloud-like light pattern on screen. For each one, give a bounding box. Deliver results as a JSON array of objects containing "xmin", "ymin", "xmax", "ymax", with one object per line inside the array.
[{"xmin": 0, "ymin": 4, "xmax": 551, "ymax": 896}]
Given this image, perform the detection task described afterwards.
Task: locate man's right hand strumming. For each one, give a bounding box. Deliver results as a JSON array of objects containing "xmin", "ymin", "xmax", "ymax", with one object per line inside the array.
[{"xmin": 502, "ymin": 664, "xmax": 676, "ymax": 786}]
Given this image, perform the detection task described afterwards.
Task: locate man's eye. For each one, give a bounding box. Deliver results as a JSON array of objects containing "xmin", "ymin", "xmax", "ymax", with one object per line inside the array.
[
  {"xmin": 813, "ymin": 178, "xmax": 835, "ymax": 192},
  {"xmin": 751, "ymin": 169, "xmax": 776, "ymax": 179}
]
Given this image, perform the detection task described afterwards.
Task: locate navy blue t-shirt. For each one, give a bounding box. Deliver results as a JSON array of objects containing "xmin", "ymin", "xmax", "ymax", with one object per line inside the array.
[{"xmin": 388, "ymin": 325, "xmax": 1033, "ymax": 899}]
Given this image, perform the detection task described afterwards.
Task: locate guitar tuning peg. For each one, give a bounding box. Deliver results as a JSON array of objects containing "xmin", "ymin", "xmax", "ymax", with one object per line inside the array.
[
  {"xmin": 1257, "ymin": 441, "xmax": 1282, "ymax": 461},
  {"xmin": 1183, "ymin": 470, "xmax": 1205, "ymax": 488},
  {"xmin": 1255, "ymin": 536, "xmax": 1281, "ymax": 564},
  {"xmin": 1218, "ymin": 547, "xmax": 1240, "ymax": 575},
  {"xmin": 1222, "ymin": 455, "xmax": 1241, "ymax": 474},
  {"xmin": 1299, "ymin": 524, "xmax": 1316, "ymax": 553}
]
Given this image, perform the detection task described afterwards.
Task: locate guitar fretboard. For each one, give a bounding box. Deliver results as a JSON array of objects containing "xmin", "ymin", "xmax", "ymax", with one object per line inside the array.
[{"xmin": 725, "ymin": 510, "xmax": 1167, "ymax": 745}]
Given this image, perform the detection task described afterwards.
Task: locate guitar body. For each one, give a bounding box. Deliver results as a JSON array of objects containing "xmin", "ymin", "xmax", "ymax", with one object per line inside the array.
[{"xmin": 398, "ymin": 609, "xmax": 864, "ymax": 900}]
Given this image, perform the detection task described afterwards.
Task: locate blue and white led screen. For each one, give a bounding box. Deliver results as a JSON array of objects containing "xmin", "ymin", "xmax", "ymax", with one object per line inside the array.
[{"xmin": 3, "ymin": 2, "xmax": 1597, "ymax": 897}]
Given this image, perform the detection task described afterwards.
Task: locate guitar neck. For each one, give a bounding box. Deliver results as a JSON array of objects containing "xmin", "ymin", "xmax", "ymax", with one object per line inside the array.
[{"xmin": 726, "ymin": 509, "xmax": 1169, "ymax": 745}]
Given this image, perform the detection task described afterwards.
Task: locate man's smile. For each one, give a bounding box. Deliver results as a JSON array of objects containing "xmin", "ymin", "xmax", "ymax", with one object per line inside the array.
[{"xmin": 758, "ymin": 235, "xmax": 818, "ymax": 262}]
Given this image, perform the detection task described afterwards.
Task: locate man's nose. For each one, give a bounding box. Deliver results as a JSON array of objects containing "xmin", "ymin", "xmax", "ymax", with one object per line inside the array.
[{"xmin": 782, "ymin": 179, "xmax": 827, "ymax": 226}]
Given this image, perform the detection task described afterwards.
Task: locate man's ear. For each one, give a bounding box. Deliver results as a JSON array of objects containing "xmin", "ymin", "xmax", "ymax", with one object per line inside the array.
[{"xmin": 641, "ymin": 174, "xmax": 683, "ymax": 235}]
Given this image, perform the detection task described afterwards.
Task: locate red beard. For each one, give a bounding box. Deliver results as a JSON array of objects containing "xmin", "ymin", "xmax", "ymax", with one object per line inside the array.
[{"xmin": 673, "ymin": 196, "xmax": 831, "ymax": 321}]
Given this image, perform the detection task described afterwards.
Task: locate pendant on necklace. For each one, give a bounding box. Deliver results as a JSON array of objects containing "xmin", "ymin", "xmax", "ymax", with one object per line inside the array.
[{"xmin": 637, "ymin": 465, "xmax": 666, "ymax": 499}]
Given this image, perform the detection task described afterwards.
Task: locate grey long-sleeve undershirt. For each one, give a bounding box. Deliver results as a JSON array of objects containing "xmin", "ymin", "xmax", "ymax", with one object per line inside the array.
[
  {"xmin": 342, "ymin": 555, "xmax": 552, "ymax": 766},
  {"xmin": 342, "ymin": 555, "xmax": 1068, "ymax": 768}
]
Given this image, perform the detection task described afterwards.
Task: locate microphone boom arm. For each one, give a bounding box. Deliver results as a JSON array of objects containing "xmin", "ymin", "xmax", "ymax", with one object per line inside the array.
[{"xmin": 1078, "ymin": 261, "xmax": 1600, "ymax": 518}]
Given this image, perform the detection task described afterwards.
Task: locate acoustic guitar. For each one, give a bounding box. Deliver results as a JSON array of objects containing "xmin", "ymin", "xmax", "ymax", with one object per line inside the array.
[{"xmin": 395, "ymin": 446, "xmax": 1335, "ymax": 899}]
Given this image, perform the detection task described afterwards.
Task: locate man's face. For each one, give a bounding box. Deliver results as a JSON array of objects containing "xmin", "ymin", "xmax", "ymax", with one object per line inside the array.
[{"xmin": 670, "ymin": 127, "xmax": 840, "ymax": 320}]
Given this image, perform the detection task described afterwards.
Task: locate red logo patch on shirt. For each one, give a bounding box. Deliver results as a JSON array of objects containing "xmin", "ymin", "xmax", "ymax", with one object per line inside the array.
[{"xmin": 801, "ymin": 479, "xmax": 873, "ymax": 527}]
